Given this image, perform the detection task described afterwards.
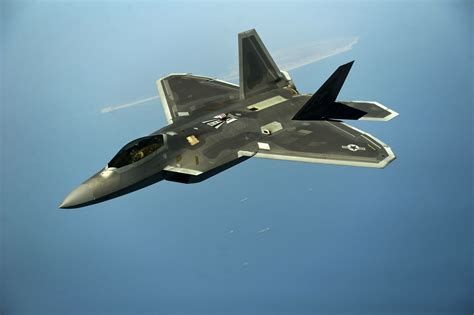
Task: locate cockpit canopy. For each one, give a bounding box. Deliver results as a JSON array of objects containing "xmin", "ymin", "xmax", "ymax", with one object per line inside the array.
[{"xmin": 108, "ymin": 134, "xmax": 165, "ymax": 168}]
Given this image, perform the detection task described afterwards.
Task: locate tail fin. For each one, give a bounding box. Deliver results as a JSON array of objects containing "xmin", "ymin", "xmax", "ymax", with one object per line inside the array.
[
  {"xmin": 239, "ymin": 29, "xmax": 284, "ymax": 99},
  {"xmin": 293, "ymin": 61, "xmax": 354, "ymax": 120}
]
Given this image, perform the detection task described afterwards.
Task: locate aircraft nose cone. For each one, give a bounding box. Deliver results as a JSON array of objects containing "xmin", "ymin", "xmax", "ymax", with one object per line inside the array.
[{"xmin": 59, "ymin": 184, "xmax": 95, "ymax": 209}]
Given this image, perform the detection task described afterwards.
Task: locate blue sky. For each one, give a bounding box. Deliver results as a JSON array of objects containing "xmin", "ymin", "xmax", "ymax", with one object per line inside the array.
[{"xmin": 1, "ymin": 1, "xmax": 473, "ymax": 314}]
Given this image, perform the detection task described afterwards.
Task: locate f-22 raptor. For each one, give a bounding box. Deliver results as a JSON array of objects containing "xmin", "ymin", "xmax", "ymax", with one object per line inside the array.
[{"xmin": 60, "ymin": 29, "xmax": 398, "ymax": 209}]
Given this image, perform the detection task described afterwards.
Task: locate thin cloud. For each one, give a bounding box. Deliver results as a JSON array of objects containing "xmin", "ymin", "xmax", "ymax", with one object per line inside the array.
[
  {"xmin": 100, "ymin": 96, "xmax": 160, "ymax": 113},
  {"xmin": 221, "ymin": 36, "xmax": 359, "ymax": 81},
  {"xmin": 100, "ymin": 36, "xmax": 359, "ymax": 113},
  {"xmin": 276, "ymin": 37, "xmax": 359, "ymax": 71},
  {"xmin": 257, "ymin": 227, "xmax": 271, "ymax": 234}
]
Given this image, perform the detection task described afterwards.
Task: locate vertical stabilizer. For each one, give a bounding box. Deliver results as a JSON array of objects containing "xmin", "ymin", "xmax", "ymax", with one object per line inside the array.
[
  {"xmin": 239, "ymin": 29, "xmax": 283, "ymax": 99},
  {"xmin": 293, "ymin": 61, "xmax": 354, "ymax": 120}
]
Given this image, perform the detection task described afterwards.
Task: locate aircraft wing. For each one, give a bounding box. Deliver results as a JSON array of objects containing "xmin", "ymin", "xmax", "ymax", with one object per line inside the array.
[
  {"xmin": 156, "ymin": 74, "xmax": 239, "ymax": 124},
  {"xmin": 249, "ymin": 120, "xmax": 395, "ymax": 168}
]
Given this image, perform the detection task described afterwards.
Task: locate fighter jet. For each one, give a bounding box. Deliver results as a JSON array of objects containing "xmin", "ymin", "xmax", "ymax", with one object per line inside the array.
[{"xmin": 59, "ymin": 29, "xmax": 398, "ymax": 209}]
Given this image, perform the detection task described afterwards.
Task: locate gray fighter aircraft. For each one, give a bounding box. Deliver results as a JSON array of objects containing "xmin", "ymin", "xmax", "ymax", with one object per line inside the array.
[{"xmin": 59, "ymin": 29, "xmax": 398, "ymax": 209}]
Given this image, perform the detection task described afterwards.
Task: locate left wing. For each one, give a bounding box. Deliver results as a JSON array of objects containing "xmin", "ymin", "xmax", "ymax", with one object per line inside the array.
[
  {"xmin": 249, "ymin": 120, "xmax": 395, "ymax": 168},
  {"xmin": 156, "ymin": 74, "xmax": 239, "ymax": 124}
]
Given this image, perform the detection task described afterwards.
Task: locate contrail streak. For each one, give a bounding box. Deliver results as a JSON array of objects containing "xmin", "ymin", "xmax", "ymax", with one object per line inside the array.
[
  {"xmin": 221, "ymin": 36, "xmax": 359, "ymax": 81},
  {"xmin": 100, "ymin": 36, "xmax": 359, "ymax": 113},
  {"xmin": 100, "ymin": 95, "xmax": 160, "ymax": 113}
]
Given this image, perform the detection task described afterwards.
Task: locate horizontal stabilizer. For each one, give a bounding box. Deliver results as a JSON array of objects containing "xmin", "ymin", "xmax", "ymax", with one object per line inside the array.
[
  {"xmin": 337, "ymin": 101, "xmax": 399, "ymax": 121},
  {"xmin": 293, "ymin": 61, "xmax": 354, "ymax": 120}
]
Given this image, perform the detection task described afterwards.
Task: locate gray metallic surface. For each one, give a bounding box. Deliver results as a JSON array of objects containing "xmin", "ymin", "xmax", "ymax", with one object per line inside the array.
[
  {"xmin": 238, "ymin": 29, "xmax": 284, "ymax": 99},
  {"xmin": 339, "ymin": 101, "xmax": 399, "ymax": 121},
  {"xmin": 60, "ymin": 29, "xmax": 398, "ymax": 208}
]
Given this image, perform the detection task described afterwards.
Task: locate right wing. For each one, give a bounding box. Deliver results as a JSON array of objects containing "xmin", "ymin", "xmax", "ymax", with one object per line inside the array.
[
  {"xmin": 250, "ymin": 119, "xmax": 395, "ymax": 168},
  {"xmin": 156, "ymin": 74, "xmax": 239, "ymax": 124}
]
